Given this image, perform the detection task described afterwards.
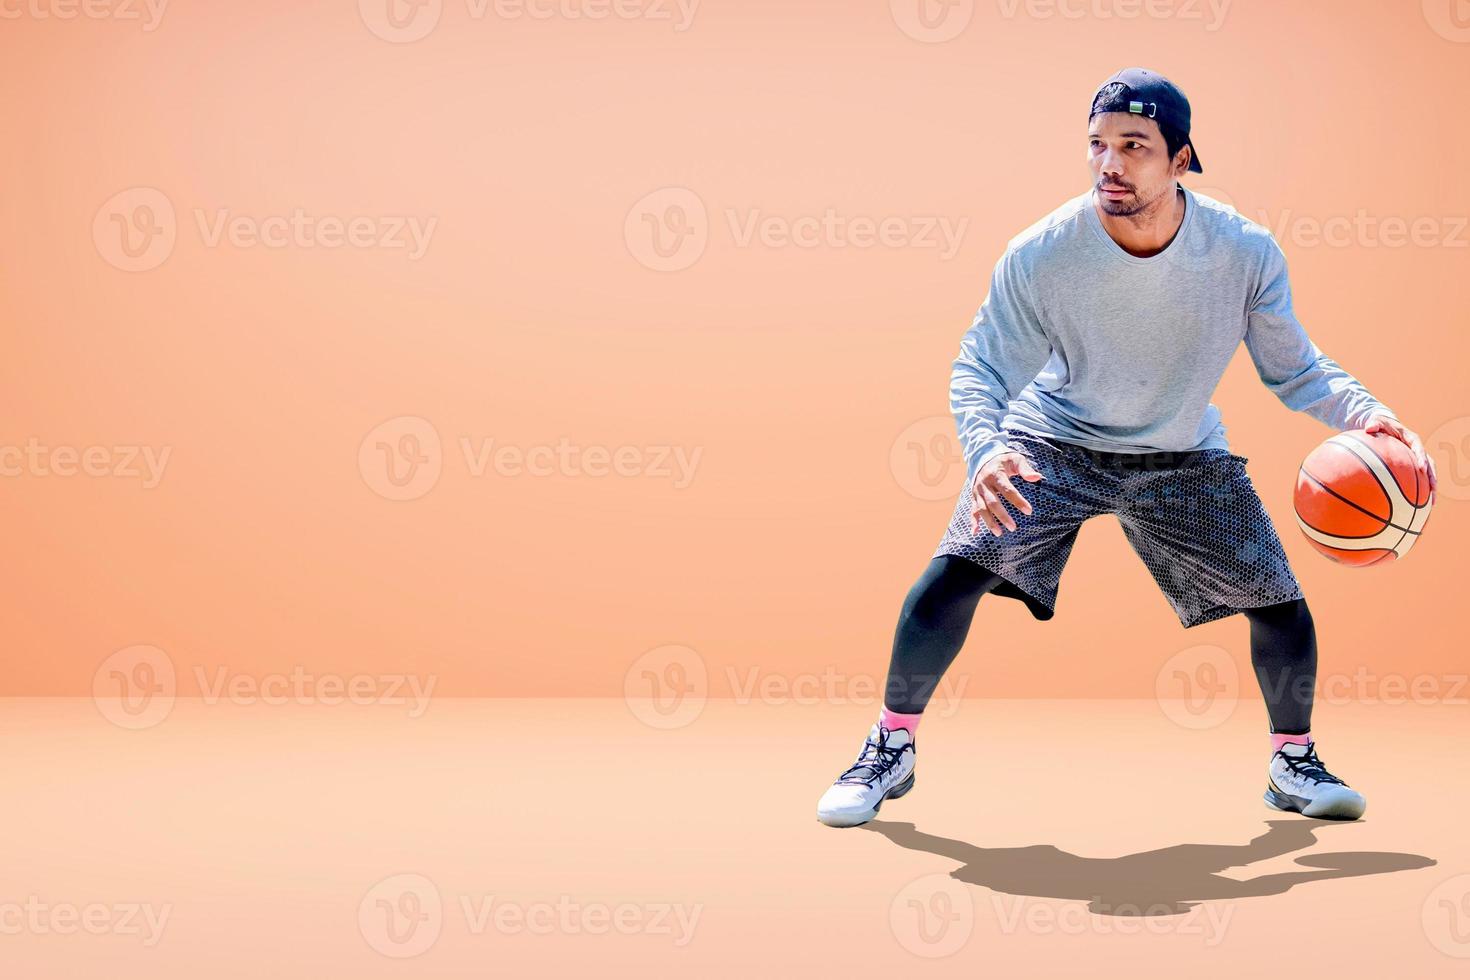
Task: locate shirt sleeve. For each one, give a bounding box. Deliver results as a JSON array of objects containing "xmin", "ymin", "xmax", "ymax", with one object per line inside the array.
[
  {"xmin": 950, "ymin": 249, "xmax": 1054, "ymax": 486},
  {"xmin": 1243, "ymin": 237, "xmax": 1396, "ymax": 430}
]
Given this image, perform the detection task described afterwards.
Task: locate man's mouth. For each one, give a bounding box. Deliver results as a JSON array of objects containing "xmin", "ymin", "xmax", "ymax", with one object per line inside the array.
[{"xmin": 1100, "ymin": 185, "xmax": 1132, "ymax": 197}]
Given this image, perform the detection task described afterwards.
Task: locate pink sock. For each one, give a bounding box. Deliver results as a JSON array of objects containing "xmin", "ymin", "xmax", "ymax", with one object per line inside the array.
[
  {"xmin": 879, "ymin": 706, "xmax": 924, "ymax": 737},
  {"xmin": 1271, "ymin": 731, "xmax": 1312, "ymax": 752}
]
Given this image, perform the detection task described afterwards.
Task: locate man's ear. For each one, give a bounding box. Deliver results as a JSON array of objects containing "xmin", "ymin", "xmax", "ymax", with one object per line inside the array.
[{"xmin": 1174, "ymin": 146, "xmax": 1192, "ymax": 176}]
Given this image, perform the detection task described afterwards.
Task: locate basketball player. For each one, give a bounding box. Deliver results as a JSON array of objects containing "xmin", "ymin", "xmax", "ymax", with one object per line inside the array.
[{"xmin": 817, "ymin": 68, "xmax": 1437, "ymax": 827}]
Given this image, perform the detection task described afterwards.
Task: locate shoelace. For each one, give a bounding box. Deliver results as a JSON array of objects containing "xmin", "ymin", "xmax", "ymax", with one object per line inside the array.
[
  {"xmin": 838, "ymin": 727, "xmax": 909, "ymax": 786},
  {"xmin": 1280, "ymin": 744, "xmax": 1345, "ymax": 786}
]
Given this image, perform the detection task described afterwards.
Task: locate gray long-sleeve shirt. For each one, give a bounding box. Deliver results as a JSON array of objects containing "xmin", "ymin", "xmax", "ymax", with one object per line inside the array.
[{"xmin": 952, "ymin": 185, "xmax": 1396, "ymax": 484}]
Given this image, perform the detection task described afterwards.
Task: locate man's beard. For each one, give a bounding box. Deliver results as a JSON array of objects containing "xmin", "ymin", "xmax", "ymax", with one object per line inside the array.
[{"xmin": 1096, "ymin": 183, "xmax": 1168, "ymax": 218}]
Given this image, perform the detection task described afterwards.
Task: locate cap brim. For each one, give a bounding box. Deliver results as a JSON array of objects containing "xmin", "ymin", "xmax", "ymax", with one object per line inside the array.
[{"xmin": 1187, "ymin": 141, "xmax": 1203, "ymax": 174}]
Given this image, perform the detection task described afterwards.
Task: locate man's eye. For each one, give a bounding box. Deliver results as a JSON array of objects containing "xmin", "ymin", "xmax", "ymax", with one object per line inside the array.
[{"xmin": 1126, "ymin": 142, "xmax": 1142, "ymax": 150}]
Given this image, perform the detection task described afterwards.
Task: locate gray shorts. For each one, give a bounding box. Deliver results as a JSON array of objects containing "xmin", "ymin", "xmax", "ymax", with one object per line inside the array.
[{"xmin": 933, "ymin": 427, "xmax": 1305, "ymax": 628}]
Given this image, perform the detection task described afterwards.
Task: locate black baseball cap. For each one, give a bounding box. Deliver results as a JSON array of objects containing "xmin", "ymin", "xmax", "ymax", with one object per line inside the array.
[{"xmin": 1090, "ymin": 67, "xmax": 1203, "ymax": 174}]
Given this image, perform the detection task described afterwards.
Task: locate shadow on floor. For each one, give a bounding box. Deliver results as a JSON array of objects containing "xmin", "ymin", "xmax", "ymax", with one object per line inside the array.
[{"xmin": 865, "ymin": 818, "xmax": 1436, "ymax": 916}]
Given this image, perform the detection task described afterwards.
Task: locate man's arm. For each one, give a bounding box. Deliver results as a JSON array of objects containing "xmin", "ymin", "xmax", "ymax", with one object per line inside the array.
[
  {"xmin": 951, "ymin": 249, "xmax": 1054, "ymax": 488},
  {"xmin": 1244, "ymin": 238, "xmax": 1395, "ymax": 429},
  {"xmin": 1244, "ymin": 237, "xmax": 1436, "ymax": 489}
]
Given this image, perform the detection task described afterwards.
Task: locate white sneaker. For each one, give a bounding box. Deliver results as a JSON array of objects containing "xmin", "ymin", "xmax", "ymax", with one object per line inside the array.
[
  {"xmin": 1264, "ymin": 741, "xmax": 1367, "ymax": 820},
  {"xmin": 816, "ymin": 724, "xmax": 916, "ymax": 828}
]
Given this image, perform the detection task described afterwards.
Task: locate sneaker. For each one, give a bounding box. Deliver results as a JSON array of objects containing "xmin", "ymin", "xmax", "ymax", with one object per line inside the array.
[
  {"xmin": 816, "ymin": 724, "xmax": 916, "ymax": 828},
  {"xmin": 1264, "ymin": 741, "xmax": 1367, "ymax": 820}
]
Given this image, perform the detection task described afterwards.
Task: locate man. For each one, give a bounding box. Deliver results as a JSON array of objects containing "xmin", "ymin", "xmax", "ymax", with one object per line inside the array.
[{"xmin": 817, "ymin": 67, "xmax": 1437, "ymax": 828}]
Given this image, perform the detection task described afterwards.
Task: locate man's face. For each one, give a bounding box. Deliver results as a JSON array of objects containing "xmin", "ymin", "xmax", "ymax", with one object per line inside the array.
[{"xmin": 1087, "ymin": 111, "xmax": 1186, "ymax": 217}]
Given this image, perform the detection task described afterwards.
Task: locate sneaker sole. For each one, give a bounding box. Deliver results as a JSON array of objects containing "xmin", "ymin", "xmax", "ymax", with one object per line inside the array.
[
  {"xmin": 1264, "ymin": 782, "xmax": 1366, "ymax": 821},
  {"xmin": 817, "ymin": 772, "xmax": 916, "ymax": 828}
]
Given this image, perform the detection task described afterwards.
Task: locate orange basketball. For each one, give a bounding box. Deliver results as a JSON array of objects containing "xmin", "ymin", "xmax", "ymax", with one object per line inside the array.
[{"xmin": 1294, "ymin": 430, "xmax": 1433, "ymax": 566}]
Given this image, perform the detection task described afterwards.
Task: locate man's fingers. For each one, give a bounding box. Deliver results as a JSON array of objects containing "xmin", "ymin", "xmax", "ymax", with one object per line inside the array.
[
  {"xmin": 1011, "ymin": 456, "xmax": 1045, "ymax": 483},
  {"xmin": 990, "ymin": 470, "xmax": 1033, "ymax": 516},
  {"xmin": 980, "ymin": 486, "xmax": 1017, "ymax": 533},
  {"xmin": 1401, "ymin": 431, "xmax": 1436, "ymax": 493},
  {"xmin": 970, "ymin": 503, "xmax": 1001, "ymax": 537}
]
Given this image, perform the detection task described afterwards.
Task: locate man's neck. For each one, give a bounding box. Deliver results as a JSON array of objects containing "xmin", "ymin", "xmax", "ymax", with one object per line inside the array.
[{"xmin": 1094, "ymin": 185, "xmax": 1186, "ymax": 258}]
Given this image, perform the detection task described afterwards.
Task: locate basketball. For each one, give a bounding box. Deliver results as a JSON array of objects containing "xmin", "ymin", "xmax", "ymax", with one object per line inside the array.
[{"xmin": 1294, "ymin": 430, "xmax": 1433, "ymax": 566}]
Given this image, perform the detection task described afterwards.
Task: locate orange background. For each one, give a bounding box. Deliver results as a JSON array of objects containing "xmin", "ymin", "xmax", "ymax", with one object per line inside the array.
[{"xmin": 4, "ymin": 0, "xmax": 1467, "ymax": 698}]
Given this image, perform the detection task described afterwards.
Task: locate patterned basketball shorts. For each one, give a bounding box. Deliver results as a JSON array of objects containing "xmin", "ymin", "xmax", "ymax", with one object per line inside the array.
[{"xmin": 933, "ymin": 426, "xmax": 1305, "ymax": 628}]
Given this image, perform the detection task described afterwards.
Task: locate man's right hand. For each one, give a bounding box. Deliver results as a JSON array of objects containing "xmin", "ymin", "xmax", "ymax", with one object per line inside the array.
[{"xmin": 970, "ymin": 451, "xmax": 1045, "ymax": 537}]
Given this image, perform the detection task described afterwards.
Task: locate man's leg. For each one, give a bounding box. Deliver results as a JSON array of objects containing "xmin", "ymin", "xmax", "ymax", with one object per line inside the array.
[
  {"xmin": 1244, "ymin": 597, "xmax": 1317, "ymax": 741},
  {"xmin": 882, "ymin": 555, "xmax": 1003, "ymax": 716}
]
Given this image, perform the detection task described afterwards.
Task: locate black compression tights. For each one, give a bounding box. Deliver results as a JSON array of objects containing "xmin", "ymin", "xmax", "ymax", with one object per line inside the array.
[{"xmin": 882, "ymin": 555, "xmax": 1318, "ymax": 734}]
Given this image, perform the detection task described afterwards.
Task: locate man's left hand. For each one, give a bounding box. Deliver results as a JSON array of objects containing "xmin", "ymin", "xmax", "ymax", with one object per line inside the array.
[{"xmin": 1364, "ymin": 413, "xmax": 1437, "ymax": 495}]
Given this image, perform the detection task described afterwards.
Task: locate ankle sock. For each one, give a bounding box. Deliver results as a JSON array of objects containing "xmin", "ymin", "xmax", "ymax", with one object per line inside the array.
[
  {"xmin": 879, "ymin": 706, "xmax": 924, "ymax": 738},
  {"xmin": 1271, "ymin": 731, "xmax": 1312, "ymax": 753}
]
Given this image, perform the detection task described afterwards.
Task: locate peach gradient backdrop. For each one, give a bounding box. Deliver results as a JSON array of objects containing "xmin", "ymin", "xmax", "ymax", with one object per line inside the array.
[{"xmin": 3, "ymin": 0, "xmax": 1467, "ymax": 697}]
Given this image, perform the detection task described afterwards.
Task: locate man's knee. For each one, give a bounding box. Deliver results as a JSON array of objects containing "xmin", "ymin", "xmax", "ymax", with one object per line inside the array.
[
  {"xmin": 1244, "ymin": 597, "xmax": 1313, "ymax": 631},
  {"xmin": 903, "ymin": 556, "xmax": 1000, "ymax": 627}
]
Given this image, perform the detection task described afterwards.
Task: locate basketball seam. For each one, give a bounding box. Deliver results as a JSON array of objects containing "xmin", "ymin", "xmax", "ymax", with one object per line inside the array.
[{"xmin": 1295, "ymin": 467, "xmax": 1417, "ymax": 535}]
